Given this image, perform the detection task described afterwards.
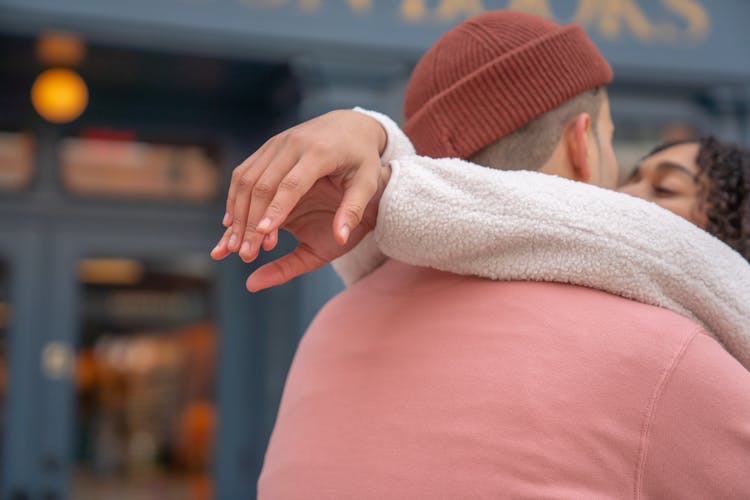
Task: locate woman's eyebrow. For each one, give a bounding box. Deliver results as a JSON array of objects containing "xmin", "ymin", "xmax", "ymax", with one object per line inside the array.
[{"xmin": 654, "ymin": 161, "xmax": 699, "ymax": 181}]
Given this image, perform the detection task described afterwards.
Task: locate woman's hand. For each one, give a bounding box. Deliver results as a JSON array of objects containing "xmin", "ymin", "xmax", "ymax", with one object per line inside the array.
[{"xmin": 210, "ymin": 109, "xmax": 390, "ymax": 290}]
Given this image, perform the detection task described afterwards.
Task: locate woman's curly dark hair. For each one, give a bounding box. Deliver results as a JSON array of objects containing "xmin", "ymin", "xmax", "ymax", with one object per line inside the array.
[
  {"xmin": 696, "ymin": 136, "xmax": 750, "ymax": 261},
  {"xmin": 646, "ymin": 136, "xmax": 750, "ymax": 261}
]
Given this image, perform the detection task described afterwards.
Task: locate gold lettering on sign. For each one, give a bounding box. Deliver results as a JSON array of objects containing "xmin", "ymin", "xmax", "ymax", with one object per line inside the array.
[
  {"xmin": 241, "ymin": 0, "xmax": 711, "ymax": 43},
  {"xmin": 261, "ymin": 0, "xmax": 371, "ymax": 13},
  {"xmin": 575, "ymin": 0, "xmax": 653, "ymax": 40},
  {"xmin": 662, "ymin": 0, "xmax": 709, "ymax": 39},
  {"xmin": 244, "ymin": 0, "xmax": 287, "ymax": 6},
  {"xmin": 401, "ymin": 0, "xmax": 428, "ymax": 22},
  {"xmin": 347, "ymin": 0, "xmax": 372, "ymax": 12},
  {"xmin": 573, "ymin": 0, "xmax": 597, "ymax": 25},
  {"xmin": 299, "ymin": 0, "xmax": 320, "ymax": 11},
  {"xmin": 506, "ymin": 0, "xmax": 553, "ymax": 19},
  {"xmin": 436, "ymin": 0, "xmax": 485, "ymax": 22}
]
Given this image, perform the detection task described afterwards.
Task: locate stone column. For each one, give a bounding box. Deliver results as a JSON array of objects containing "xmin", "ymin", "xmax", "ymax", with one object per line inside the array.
[
  {"xmin": 292, "ymin": 57, "xmax": 409, "ymax": 124},
  {"xmin": 290, "ymin": 56, "xmax": 411, "ymax": 329}
]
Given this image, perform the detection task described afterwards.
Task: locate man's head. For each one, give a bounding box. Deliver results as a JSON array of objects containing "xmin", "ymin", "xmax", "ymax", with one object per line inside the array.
[
  {"xmin": 471, "ymin": 87, "xmax": 618, "ymax": 188},
  {"xmin": 403, "ymin": 10, "xmax": 618, "ymax": 188}
]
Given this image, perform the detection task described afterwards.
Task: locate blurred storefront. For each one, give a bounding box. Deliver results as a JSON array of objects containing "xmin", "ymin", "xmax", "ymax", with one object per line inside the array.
[
  {"xmin": 0, "ymin": 1, "xmax": 749, "ymax": 499},
  {"xmin": 0, "ymin": 30, "xmax": 315, "ymax": 500}
]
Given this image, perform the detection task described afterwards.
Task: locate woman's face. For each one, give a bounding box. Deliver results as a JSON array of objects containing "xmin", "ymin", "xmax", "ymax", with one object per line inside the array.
[{"xmin": 618, "ymin": 142, "xmax": 708, "ymax": 228}]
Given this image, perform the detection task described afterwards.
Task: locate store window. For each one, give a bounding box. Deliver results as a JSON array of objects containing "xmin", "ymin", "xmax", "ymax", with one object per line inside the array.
[
  {"xmin": 0, "ymin": 261, "xmax": 9, "ymax": 476},
  {"xmin": 0, "ymin": 131, "xmax": 35, "ymax": 191},
  {"xmin": 72, "ymin": 256, "xmax": 216, "ymax": 500},
  {"xmin": 59, "ymin": 131, "xmax": 221, "ymax": 203}
]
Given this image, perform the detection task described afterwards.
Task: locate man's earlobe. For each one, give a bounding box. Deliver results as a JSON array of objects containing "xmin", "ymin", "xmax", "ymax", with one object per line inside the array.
[{"xmin": 569, "ymin": 112, "xmax": 592, "ymax": 182}]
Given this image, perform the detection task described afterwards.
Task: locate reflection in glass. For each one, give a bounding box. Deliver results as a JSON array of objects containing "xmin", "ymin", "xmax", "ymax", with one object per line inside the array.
[
  {"xmin": 59, "ymin": 135, "xmax": 221, "ymax": 202},
  {"xmin": 0, "ymin": 131, "xmax": 35, "ymax": 191},
  {"xmin": 73, "ymin": 256, "xmax": 216, "ymax": 500}
]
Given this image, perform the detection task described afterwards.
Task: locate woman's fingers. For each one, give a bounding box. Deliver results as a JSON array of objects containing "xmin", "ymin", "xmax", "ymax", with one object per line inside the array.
[
  {"xmin": 228, "ymin": 138, "xmax": 286, "ymax": 252},
  {"xmin": 332, "ymin": 159, "xmax": 381, "ymax": 244},
  {"xmin": 245, "ymin": 245, "xmax": 326, "ymax": 292},
  {"xmin": 224, "ymin": 140, "xmax": 270, "ymax": 228},
  {"xmin": 212, "ymin": 226, "xmax": 277, "ymax": 261},
  {"xmin": 210, "ymin": 226, "xmax": 234, "ymax": 260},
  {"xmin": 221, "ymin": 110, "xmax": 386, "ymax": 264},
  {"xmin": 262, "ymin": 230, "xmax": 279, "ymax": 252},
  {"xmin": 252, "ymin": 158, "xmax": 326, "ymax": 235},
  {"xmin": 238, "ymin": 149, "xmax": 314, "ymax": 262}
]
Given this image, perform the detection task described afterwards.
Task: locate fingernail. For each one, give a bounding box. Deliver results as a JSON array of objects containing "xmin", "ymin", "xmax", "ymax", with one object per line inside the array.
[
  {"xmin": 263, "ymin": 234, "xmax": 274, "ymax": 249},
  {"xmin": 240, "ymin": 242, "xmax": 250, "ymax": 255},
  {"xmin": 222, "ymin": 212, "xmax": 231, "ymax": 226},
  {"xmin": 229, "ymin": 234, "xmax": 238, "ymax": 249},
  {"xmin": 258, "ymin": 218, "xmax": 272, "ymax": 232},
  {"xmin": 340, "ymin": 224, "xmax": 351, "ymax": 243}
]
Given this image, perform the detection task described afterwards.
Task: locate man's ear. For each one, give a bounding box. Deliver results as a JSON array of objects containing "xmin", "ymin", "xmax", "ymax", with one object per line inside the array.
[{"xmin": 566, "ymin": 112, "xmax": 593, "ymax": 182}]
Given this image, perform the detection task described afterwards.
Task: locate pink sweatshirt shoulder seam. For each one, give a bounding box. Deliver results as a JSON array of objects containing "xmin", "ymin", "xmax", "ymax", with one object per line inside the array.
[{"xmin": 633, "ymin": 327, "xmax": 703, "ymax": 499}]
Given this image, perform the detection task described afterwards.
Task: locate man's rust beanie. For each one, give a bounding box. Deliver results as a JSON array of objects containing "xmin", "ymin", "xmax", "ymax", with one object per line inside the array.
[{"xmin": 403, "ymin": 10, "xmax": 613, "ymax": 159}]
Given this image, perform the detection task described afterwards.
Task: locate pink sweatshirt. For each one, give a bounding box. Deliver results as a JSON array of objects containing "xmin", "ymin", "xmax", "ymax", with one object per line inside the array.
[{"xmin": 259, "ymin": 260, "xmax": 750, "ymax": 499}]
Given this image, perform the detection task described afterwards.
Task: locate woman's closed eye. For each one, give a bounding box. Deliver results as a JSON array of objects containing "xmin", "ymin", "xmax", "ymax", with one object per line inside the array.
[{"xmin": 653, "ymin": 186, "xmax": 677, "ymax": 197}]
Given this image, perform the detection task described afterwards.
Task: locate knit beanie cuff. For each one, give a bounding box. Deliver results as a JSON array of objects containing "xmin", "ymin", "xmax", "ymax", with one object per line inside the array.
[{"xmin": 404, "ymin": 24, "xmax": 613, "ymax": 159}]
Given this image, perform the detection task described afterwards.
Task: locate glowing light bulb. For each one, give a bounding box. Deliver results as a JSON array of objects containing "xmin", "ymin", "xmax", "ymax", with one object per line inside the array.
[{"xmin": 31, "ymin": 68, "xmax": 88, "ymax": 123}]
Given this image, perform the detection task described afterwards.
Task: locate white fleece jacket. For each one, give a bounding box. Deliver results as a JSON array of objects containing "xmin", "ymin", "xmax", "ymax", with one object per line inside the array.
[{"xmin": 333, "ymin": 108, "xmax": 750, "ymax": 371}]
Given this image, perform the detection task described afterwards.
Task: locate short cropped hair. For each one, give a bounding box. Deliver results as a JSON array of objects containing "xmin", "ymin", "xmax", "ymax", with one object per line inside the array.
[{"xmin": 470, "ymin": 88, "xmax": 604, "ymax": 171}]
